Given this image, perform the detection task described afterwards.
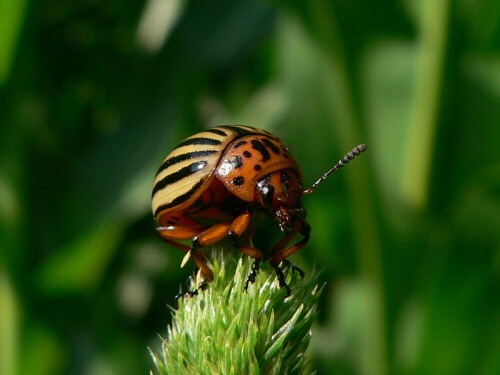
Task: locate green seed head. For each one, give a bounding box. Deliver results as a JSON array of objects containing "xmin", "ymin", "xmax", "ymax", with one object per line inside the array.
[{"xmin": 150, "ymin": 251, "xmax": 322, "ymax": 375}]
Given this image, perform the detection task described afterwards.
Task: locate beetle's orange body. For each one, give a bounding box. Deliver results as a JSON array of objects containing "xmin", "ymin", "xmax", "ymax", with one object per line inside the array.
[{"xmin": 152, "ymin": 125, "xmax": 366, "ymax": 295}]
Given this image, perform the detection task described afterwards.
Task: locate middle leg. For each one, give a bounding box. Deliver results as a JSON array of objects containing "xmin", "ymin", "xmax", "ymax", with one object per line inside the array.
[{"xmin": 186, "ymin": 211, "xmax": 262, "ymax": 291}]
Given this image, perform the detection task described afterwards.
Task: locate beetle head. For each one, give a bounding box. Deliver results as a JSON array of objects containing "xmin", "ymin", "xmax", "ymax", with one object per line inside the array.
[
  {"xmin": 256, "ymin": 169, "xmax": 309, "ymax": 235},
  {"xmin": 275, "ymin": 205, "xmax": 310, "ymax": 236}
]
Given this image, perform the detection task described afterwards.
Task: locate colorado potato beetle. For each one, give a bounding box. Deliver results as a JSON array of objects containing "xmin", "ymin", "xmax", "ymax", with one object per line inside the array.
[{"xmin": 152, "ymin": 125, "xmax": 366, "ymax": 296}]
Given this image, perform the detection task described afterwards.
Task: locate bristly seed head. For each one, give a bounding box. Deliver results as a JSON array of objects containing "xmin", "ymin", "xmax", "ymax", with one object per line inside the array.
[{"xmin": 150, "ymin": 250, "xmax": 323, "ymax": 375}]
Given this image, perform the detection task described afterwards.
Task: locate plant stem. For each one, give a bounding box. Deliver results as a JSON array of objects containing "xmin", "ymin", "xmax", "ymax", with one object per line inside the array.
[
  {"xmin": 0, "ymin": 0, "xmax": 28, "ymax": 85},
  {"xmin": 401, "ymin": 0, "xmax": 452, "ymax": 210}
]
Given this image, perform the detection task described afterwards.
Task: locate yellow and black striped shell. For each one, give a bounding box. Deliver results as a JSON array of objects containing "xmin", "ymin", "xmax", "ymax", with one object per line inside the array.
[{"xmin": 152, "ymin": 125, "xmax": 301, "ymax": 226}]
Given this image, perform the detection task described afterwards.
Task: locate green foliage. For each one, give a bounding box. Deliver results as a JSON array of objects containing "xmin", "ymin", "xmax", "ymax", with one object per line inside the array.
[
  {"xmin": 151, "ymin": 252, "xmax": 321, "ymax": 375},
  {"xmin": 1, "ymin": 0, "xmax": 499, "ymax": 374}
]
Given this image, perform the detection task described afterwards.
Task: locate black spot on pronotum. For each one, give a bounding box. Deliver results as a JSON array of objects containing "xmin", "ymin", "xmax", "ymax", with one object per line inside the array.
[
  {"xmin": 231, "ymin": 156, "xmax": 243, "ymax": 169},
  {"xmin": 262, "ymin": 138, "xmax": 280, "ymax": 154},
  {"xmin": 254, "ymin": 165, "xmax": 261, "ymax": 171},
  {"xmin": 233, "ymin": 140, "xmax": 248, "ymax": 149},
  {"xmin": 232, "ymin": 176, "xmax": 245, "ymax": 186},
  {"xmin": 251, "ymin": 139, "xmax": 270, "ymax": 161},
  {"xmin": 243, "ymin": 151, "xmax": 251, "ymax": 158}
]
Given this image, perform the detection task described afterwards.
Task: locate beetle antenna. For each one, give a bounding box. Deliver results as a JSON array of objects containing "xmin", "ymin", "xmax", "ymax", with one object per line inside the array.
[{"xmin": 303, "ymin": 144, "xmax": 367, "ymax": 195}]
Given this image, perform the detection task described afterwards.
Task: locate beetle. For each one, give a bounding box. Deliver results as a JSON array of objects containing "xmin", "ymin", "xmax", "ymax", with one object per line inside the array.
[{"xmin": 152, "ymin": 125, "xmax": 366, "ymax": 296}]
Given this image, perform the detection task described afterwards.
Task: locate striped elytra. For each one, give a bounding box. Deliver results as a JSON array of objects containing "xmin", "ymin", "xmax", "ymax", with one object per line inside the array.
[
  {"xmin": 151, "ymin": 125, "xmax": 300, "ymax": 225},
  {"xmin": 152, "ymin": 124, "xmax": 367, "ymax": 297}
]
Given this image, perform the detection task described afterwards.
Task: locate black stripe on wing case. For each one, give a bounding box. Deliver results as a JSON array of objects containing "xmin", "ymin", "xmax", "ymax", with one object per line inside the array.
[
  {"xmin": 154, "ymin": 180, "xmax": 205, "ymax": 217},
  {"xmin": 174, "ymin": 137, "xmax": 222, "ymax": 149},
  {"xmin": 155, "ymin": 150, "xmax": 218, "ymax": 176},
  {"xmin": 152, "ymin": 161, "xmax": 208, "ymax": 197},
  {"xmin": 205, "ymin": 128, "xmax": 228, "ymax": 136},
  {"xmin": 220, "ymin": 125, "xmax": 255, "ymax": 136}
]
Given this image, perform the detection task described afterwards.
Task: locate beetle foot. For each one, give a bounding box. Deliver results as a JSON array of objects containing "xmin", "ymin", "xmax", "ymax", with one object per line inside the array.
[
  {"xmin": 174, "ymin": 292, "xmax": 183, "ymax": 301},
  {"xmin": 175, "ymin": 275, "xmax": 207, "ymax": 300},
  {"xmin": 183, "ymin": 288, "xmax": 199, "ymax": 299},
  {"xmin": 273, "ymin": 265, "xmax": 291, "ymax": 297},
  {"xmin": 185, "ymin": 280, "xmax": 208, "ymax": 298},
  {"xmin": 293, "ymin": 266, "xmax": 305, "ymax": 278},
  {"xmin": 244, "ymin": 260, "xmax": 260, "ymax": 290},
  {"xmin": 175, "ymin": 287, "xmax": 198, "ymax": 300},
  {"xmin": 281, "ymin": 259, "xmax": 305, "ymax": 278},
  {"xmin": 174, "ymin": 267, "xmax": 199, "ymax": 300}
]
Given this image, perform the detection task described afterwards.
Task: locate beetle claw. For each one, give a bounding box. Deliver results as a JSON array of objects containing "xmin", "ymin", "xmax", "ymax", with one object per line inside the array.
[
  {"xmin": 273, "ymin": 265, "xmax": 291, "ymax": 297},
  {"xmin": 292, "ymin": 265, "xmax": 305, "ymax": 278},
  {"xmin": 185, "ymin": 280, "xmax": 208, "ymax": 298},
  {"xmin": 174, "ymin": 269, "xmax": 208, "ymax": 301},
  {"xmin": 281, "ymin": 259, "xmax": 305, "ymax": 278},
  {"xmin": 184, "ymin": 288, "xmax": 199, "ymax": 298}
]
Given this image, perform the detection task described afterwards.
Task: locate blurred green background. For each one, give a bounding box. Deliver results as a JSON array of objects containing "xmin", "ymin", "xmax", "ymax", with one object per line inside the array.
[{"xmin": 1, "ymin": 0, "xmax": 499, "ymax": 374}]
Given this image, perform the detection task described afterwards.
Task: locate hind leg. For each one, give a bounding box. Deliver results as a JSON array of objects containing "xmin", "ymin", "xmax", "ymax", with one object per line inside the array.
[
  {"xmin": 155, "ymin": 228, "xmax": 210, "ymax": 297},
  {"xmin": 156, "ymin": 226, "xmax": 215, "ymax": 284},
  {"xmin": 157, "ymin": 212, "xmax": 261, "ymax": 292}
]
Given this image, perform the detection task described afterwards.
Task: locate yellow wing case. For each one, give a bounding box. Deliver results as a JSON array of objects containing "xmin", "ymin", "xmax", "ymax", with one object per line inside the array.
[{"xmin": 151, "ymin": 125, "xmax": 270, "ymax": 220}]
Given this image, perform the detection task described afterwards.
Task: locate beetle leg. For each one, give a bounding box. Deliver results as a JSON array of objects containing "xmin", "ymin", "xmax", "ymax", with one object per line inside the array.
[
  {"xmin": 270, "ymin": 229, "xmax": 297, "ymax": 255},
  {"xmin": 272, "ymin": 234, "xmax": 305, "ymax": 277},
  {"xmin": 228, "ymin": 212, "xmax": 252, "ymax": 237},
  {"xmin": 189, "ymin": 221, "xmax": 238, "ymax": 285},
  {"xmin": 156, "ymin": 225, "xmax": 205, "ymax": 272},
  {"xmin": 268, "ymin": 227, "xmax": 311, "ymax": 296},
  {"xmin": 158, "ymin": 213, "xmax": 264, "ymax": 293},
  {"xmin": 192, "ymin": 222, "xmax": 232, "ymax": 248},
  {"xmin": 156, "ymin": 225, "xmax": 202, "ymax": 242},
  {"xmin": 174, "ymin": 267, "xmax": 199, "ymax": 301},
  {"xmin": 281, "ymin": 259, "xmax": 305, "ymax": 278},
  {"xmin": 156, "ymin": 225, "xmax": 214, "ymax": 294},
  {"xmin": 189, "ymin": 213, "xmax": 262, "ymax": 291},
  {"xmin": 227, "ymin": 212, "xmax": 264, "ymax": 289},
  {"xmin": 269, "ymin": 232, "xmax": 309, "ymax": 267}
]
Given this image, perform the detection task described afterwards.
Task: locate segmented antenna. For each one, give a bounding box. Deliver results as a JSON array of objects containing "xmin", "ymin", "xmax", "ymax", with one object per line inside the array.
[{"xmin": 303, "ymin": 144, "xmax": 367, "ymax": 195}]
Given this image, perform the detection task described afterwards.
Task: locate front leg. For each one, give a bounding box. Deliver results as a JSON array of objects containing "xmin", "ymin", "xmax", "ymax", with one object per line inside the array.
[
  {"xmin": 268, "ymin": 225, "xmax": 311, "ymax": 296},
  {"xmin": 227, "ymin": 212, "xmax": 264, "ymax": 289}
]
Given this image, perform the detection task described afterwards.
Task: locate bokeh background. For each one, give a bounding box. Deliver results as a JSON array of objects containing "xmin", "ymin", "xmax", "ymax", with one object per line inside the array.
[{"xmin": 1, "ymin": 0, "xmax": 499, "ymax": 374}]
